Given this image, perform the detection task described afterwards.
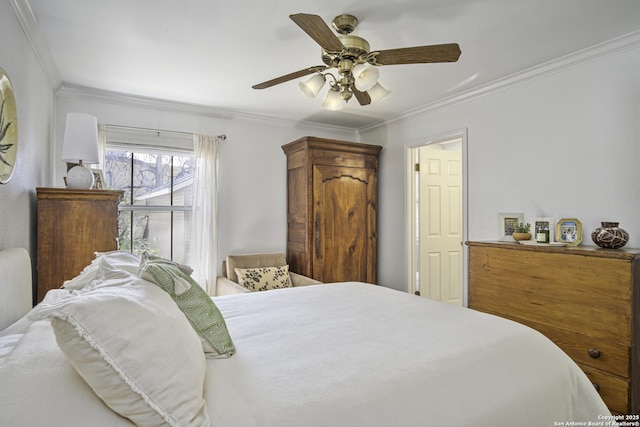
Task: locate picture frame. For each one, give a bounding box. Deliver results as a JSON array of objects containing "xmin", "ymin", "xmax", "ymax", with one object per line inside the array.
[
  {"xmin": 534, "ymin": 217, "xmax": 555, "ymax": 243},
  {"xmin": 556, "ymin": 218, "xmax": 582, "ymax": 245},
  {"xmin": 498, "ymin": 212, "xmax": 524, "ymax": 241},
  {"xmin": 92, "ymin": 169, "xmax": 105, "ymax": 190}
]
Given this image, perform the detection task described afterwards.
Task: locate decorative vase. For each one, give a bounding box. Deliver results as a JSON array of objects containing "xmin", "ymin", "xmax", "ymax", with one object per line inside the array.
[
  {"xmin": 512, "ymin": 232, "xmax": 531, "ymax": 241},
  {"xmin": 591, "ymin": 222, "xmax": 629, "ymax": 249}
]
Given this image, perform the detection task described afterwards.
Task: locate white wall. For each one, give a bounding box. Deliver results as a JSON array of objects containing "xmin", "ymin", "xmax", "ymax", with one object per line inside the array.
[
  {"xmin": 0, "ymin": 2, "xmax": 54, "ymax": 264},
  {"xmin": 54, "ymin": 93, "xmax": 357, "ymax": 273},
  {"xmin": 363, "ymin": 42, "xmax": 640, "ymax": 291},
  {"xmin": 56, "ymin": 41, "xmax": 640, "ymax": 293},
  {"xmin": 10, "ymin": 0, "xmax": 638, "ymax": 295}
]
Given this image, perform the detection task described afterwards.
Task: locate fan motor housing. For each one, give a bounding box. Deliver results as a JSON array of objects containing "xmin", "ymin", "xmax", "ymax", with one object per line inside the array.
[{"xmin": 321, "ymin": 35, "xmax": 370, "ymax": 66}]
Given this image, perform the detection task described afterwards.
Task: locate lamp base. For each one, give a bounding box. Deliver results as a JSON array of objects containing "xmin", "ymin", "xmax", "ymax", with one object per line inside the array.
[{"xmin": 65, "ymin": 163, "xmax": 95, "ymax": 189}]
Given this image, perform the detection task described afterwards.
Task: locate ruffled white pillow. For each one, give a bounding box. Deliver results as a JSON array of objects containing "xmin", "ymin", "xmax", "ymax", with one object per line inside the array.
[
  {"xmin": 33, "ymin": 277, "xmax": 210, "ymax": 427},
  {"xmin": 62, "ymin": 251, "xmax": 141, "ymax": 290}
]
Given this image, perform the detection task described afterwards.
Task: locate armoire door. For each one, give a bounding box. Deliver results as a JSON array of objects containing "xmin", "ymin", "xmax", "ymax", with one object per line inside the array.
[{"xmin": 312, "ymin": 164, "xmax": 377, "ymax": 283}]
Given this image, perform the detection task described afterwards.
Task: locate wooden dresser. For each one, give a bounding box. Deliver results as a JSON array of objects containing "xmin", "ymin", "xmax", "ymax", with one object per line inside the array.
[
  {"xmin": 282, "ymin": 137, "xmax": 382, "ymax": 283},
  {"xmin": 36, "ymin": 187, "xmax": 123, "ymax": 302},
  {"xmin": 467, "ymin": 241, "xmax": 639, "ymax": 414}
]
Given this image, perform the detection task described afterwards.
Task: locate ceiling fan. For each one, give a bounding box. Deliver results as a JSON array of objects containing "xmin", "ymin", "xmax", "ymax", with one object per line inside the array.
[{"xmin": 252, "ymin": 13, "xmax": 461, "ymax": 110}]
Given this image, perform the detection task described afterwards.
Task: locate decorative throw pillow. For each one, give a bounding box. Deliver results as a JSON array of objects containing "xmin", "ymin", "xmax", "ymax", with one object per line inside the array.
[
  {"xmin": 139, "ymin": 254, "xmax": 236, "ymax": 358},
  {"xmin": 32, "ymin": 278, "xmax": 210, "ymax": 427},
  {"xmin": 234, "ymin": 265, "xmax": 293, "ymax": 291}
]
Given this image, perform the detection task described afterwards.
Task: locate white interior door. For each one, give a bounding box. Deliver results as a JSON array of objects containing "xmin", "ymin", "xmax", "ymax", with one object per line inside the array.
[{"xmin": 416, "ymin": 143, "xmax": 463, "ymax": 306}]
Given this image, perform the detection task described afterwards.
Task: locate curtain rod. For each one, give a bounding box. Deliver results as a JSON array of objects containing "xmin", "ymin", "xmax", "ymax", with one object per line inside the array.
[{"xmin": 105, "ymin": 124, "xmax": 226, "ymax": 140}]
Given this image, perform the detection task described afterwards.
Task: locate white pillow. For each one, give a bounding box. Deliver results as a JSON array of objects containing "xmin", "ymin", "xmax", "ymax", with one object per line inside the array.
[
  {"xmin": 94, "ymin": 250, "xmax": 141, "ymax": 275},
  {"xmin": 83, "ymin": 257, "xmax": 139, "ymax": 291},
  {"xmin": 61, "ymin": 257, "xmax": 101, "ymax": 290},
  {"xmin": 33, "ymin": 278, "xmax": 210, "ymax": 427},
  {"xmin": 63, "ymin": 251, "xmax": 141, "ymax": 290}
]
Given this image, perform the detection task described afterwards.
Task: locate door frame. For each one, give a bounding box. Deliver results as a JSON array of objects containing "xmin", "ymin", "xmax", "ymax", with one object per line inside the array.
[{"xmin": 405, "ymin": 128, "xmax": 469, "ymax": 306}]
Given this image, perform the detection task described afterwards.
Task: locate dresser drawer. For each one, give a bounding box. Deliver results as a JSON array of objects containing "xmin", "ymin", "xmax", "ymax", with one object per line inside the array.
[
  {"xmin": 468, "ymin": 246, "xmax": 632, "ymax": 342},
  {"xmin": 581, "ymin": 366, "xmax": 629, "ymax": 414},
  {"xmin": 522, "ymin": 320, "xmax": 630, "ymax": 378}
]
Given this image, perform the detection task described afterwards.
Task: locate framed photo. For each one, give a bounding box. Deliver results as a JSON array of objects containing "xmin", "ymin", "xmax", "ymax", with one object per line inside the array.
[
  {"xmin": 92, "ymin": 169, "xmax": 105, "ymax": 190},
  {"xmin": 556, "ymin": 218, "xmax": 582, "ymax": 245},
  {"xmin": 498, "ymin": 212, "xmax": 524, "ymax": 241},
  {"xmin": 534, "ymin": 217, "xmax": 555, "ymax": 243}
]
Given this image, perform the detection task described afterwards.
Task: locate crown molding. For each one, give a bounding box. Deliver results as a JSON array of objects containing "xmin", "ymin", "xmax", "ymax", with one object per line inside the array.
[
  {"xmin": 9, "ymin": 0, "xmax": 62, "ymax": 91},
  {"xmin": 56, "ymin": 85, "xmax": 355, "ymax": 135},
  {"xmin": 358, "ymin": 29, "xmax": 640, "ymax": 134}
]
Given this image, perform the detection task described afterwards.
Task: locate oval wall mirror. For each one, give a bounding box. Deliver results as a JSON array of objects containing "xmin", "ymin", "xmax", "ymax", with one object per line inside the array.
[{"xmin": 0, "ymin": 68, "xmax": 18, "ymax": 184}]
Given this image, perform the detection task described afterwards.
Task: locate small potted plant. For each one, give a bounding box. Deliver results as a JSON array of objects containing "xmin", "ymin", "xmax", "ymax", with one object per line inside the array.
[{"xmin": 512, "ymin": 223, "xmax": 531, "ymax": 241}]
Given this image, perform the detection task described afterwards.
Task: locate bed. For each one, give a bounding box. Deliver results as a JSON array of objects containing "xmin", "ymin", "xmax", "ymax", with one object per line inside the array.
[{"xmin": 0, "ymin": 248, "xmax": 614, "ymax": 427}]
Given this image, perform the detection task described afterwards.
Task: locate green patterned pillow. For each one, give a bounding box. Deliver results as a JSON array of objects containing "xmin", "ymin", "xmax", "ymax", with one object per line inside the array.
[
  {"xmin": 139, "ymin": 254, "xmax": 236, "ymax": 358},
  {"xmin": 234, "ymin": 265, "xmax": 293, "ymax": 291}
]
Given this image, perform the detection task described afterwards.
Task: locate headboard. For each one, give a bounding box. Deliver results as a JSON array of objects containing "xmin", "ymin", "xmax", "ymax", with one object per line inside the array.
[{"xmin": 0, "ymin": 248, "xmax": 32, "ymax": 331}]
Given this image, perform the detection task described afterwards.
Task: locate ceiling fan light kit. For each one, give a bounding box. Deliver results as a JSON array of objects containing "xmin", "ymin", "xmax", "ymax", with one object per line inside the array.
[
  {"xmin": 253, "ymin": 13, "xmax": 461, "ymax": 110},
  {"xmin": 321, "ymin": 87, "xmax": 347, "ymax": 110},
  {"xmin": 352, "ymin": 63, "xmax": 379, "ymax": 92},
  {"xmin": 367, "ymin": 82, "xmax": 391, "ymax": 103},
  {"xmin": 299, "ymin": 73, "xmax": 326, "ymax": 98}
]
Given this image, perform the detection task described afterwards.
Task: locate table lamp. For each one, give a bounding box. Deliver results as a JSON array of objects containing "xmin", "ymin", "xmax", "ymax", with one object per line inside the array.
[{"xmin": 61, "ymin": 113, "xmax": 99, "ymax": 189}]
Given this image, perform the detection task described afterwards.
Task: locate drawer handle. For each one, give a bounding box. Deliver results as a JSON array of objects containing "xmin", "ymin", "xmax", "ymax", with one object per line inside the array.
[
  {"xmin": 592, "ymin": 382, "xmax": 600, "ymax": 392},
  {"xmin": 588, "ymin": 348, "xmax": 601, "ymax": 359}
]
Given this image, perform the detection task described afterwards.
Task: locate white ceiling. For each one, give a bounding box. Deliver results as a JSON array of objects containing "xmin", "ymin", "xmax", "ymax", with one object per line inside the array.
[{"xmin": 24, "ymin": 0, "xmax": 640, "ymax": 129}]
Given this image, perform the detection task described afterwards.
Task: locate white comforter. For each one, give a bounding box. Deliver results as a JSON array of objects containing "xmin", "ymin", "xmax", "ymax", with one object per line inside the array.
[{"xmin": 0, "ymin": 283, "xmax": 610, "ymax": 426}]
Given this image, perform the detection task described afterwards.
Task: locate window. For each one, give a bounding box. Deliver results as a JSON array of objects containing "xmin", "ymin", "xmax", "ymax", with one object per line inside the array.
[{"xmin": 103, "ymin": 128, "xmax": 194, "ymax": 264}]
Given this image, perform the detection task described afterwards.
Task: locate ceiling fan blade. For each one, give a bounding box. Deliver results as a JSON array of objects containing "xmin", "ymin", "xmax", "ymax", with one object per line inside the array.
[
  {"xmin": 353, "ymin": 88, "xmax": 371, "ymax": 106},
  {"xmin": 369, "ymin": 43, "xmax": 461, "ymax": 65},
  {"xmin": 252, "ymin": 66, "xmax": 327, "ymax": 90},
  {"xmin": 290, "ymin": 13, "xmax": 345, "ymax": 52}
]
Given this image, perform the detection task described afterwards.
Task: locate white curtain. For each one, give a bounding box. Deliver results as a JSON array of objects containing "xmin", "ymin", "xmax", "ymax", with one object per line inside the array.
[
  {"xmin": 190, "ymin": 134, "xmax": 220, "ymax": 295},
  {"xmin": 95, "ymin": 124, "xmax": 106, "ymax": 171}
]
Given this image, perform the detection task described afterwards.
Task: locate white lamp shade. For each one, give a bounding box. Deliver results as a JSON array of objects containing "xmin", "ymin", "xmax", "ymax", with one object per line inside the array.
[
  {"xmin": 353, "ymin": 64, "xmax": 380, "ymax": 92},
  {"xmin": 61, "ymin": 113, "xmax": 99, "ymax": 164},
  {"xmin": 368, "ymin": 82, "xmax": 391, "ymax": 103},
  {"xmin": 299, "ymin": 74, "xmax": 326, "ymax": 99},
  {"xmin": 321, "ymin": 89, "xmax": 346, "ymax": 111}
]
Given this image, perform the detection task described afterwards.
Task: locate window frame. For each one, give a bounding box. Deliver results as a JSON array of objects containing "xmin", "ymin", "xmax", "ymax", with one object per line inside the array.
[{"xmin": 104, "ymin": 128, "xmax": 194, "ymax": 262}]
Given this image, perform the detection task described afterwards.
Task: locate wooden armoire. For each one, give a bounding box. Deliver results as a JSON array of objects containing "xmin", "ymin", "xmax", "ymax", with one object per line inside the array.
[{"xmin": 282, "ymin": 137, "xmax": 382, "ymax": 283}]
